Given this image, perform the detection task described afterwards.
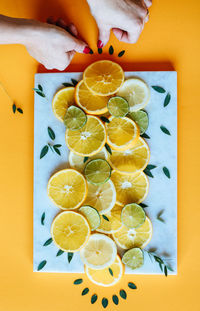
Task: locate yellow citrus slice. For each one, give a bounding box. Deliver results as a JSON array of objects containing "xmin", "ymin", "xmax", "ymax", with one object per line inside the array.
[
  {"xmin": 111, "ymin": 170, "xmax": 149, "ymax": 206},
  {"xmin": 80, "ymin": 233, "xmax": 117, "ymax": 269},
  {"xmin": 83, "ymin": 60, "xmax": 124, "ymax": 96},
  {"xmin": 47, "ymin": 169, "xmax": 87, "ymax": 210},
  {"xmin": 65, "ymin": 115, "xmax": 106, "ymax": 156},
  {"xmin": 106, "ymin": 116, "xmax": 139, "ymax": 151},
  {"xmin": 51, "ymin": 211, "xmax": 90, "ymax": 252},
  {"xmin": 112, "ymin": 217, "xmax": 153, "ymax": 249},
  {"xmin": 84, "ymin": 179, "xmax": 116, "ymax": 214},
  {"xmin": 52, "ymin": 87, "xmax": 75, "ymax": 122},
  {"xmin": 85, "ymin": 255, "xmax": 123, "ymax": 287},
  {"xmin": 75, "ymin": 80, "xmax": 109, "ymax": 115},
  {"xmin": 107, "ymin": 137, "xmax": 150, "ymax": 175},
  {"xmin": 96, "ymin": 204, "xmax": 123, "ymax": 233}
]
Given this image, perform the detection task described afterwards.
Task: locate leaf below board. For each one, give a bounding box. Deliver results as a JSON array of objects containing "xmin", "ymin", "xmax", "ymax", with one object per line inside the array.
[
  {"xmin": 141, "ymin": 133, "xmax": 150, "ymax": 139},
  {"xmin": 119, "ymin": 289, "xmax": 127, "ymax": 299},
  {"xmin": 56, "ymin": 249, "xmax": 64, "ymax": 256},
  {"xmin": 146, "ymin": 164, "xmax": 157, "ymax": 170},
  {"xmin": 105, "ymin": 143, "xmax": 112, "ymax": 155},
  {"xmin": 53, "ymin": 146, "xmax": 61, "ymax": 155},
  {"xmin": 118, "ymin": 50, "xmax": 125, "ymax": 57},
  {"xmin": 140, "ymin": 203, "xmax": 148, "ymax": 208},
  {"xmin": 112, "ymin": 295, "xmax": 119, "ymax": 305},
  {"xmin": 102, "ymin": 298, "xmax": 108, "ymax": 308},
  {"xmin": 41, "ymin": 212, "xmax": 45, "ymax": 225},
  {"xmin": 73, "ymin": 278, "xmax": 83, "ymax": 285},
  {"xmin": 98, "ymin": 48, "xmax": 102, "ymax": 54},
  {"xmin": 164, "ymin": 265, "xmax": 168, "ymax": 277},
  {"xmin": 12, "ymin": 104, "xmax": 16, "ymax": 113},
  {"xmin": 71, "ymin": 79, "xmax": 78, "ymax": 86},
  {"xmin": 163, "ymin": 166, "xmax": 170, "ymax": 178},
  {"xmin": 89, "ymin": 49, "xmax": 94, "ymax": 54},
  {"xmin": 82, "ymin": 288, "xmax": 89, "ymax": 296},
  {"xmin": 160, "ymin": 125, "xmax": 171, "ymax": 135},
  {"xmin": 38, "ymin": 84, "xmax": 43, "ymax": 91},
  {"xmin": 37, "ymin": 260, "xmax": 47, "ymax": 271},
  {"xmin": 91, "ymin": 294, "xmax": 98, "ymax": 304},
  {"xmin": 128, "ymin": 282, "xmax": 137, "ymax": 289},
  {"xmin": 62, "ymin": 82, "xmax": 73, "ymax": 87},
  {"xmin": 40, "ymin": 145, "xmax": 49, "ymax": 159},
  {"xmin": 17, "ymin": 108, "xmax": 23, "ymax": 114},
  {"xmin": 100, "ymin": 116, "xmax": 110, "ymax": 123},
  {"xmin": 68, "ymin": 252, "xmax": 74, "ymax": 263},
  {"xmin": 43, "ymin": 238, "xmax": 53, "ymax": 246},
  {"xmin": 83, "ymin": 156, "xmax": 89, "ymax": 163},
  {"xmin": 164, "ymin": 93, "xmax": 171, "ymax": 107},
  {"xmin": 144, "ymin": 168, "xmax": 154, "ymax": 178},
  {"xmin": 102, "ymin": 215, "xmax": 109, "ymax": 221},
  {"xmin": 109, "ymin": 45, "xmax": 114, "ymax": 55},
  {"xmin": 48, "ymin": 127, "xmax": 55, "ymax": 140},
  {"xmin": 151, "ymin": 86, "xmax": 166, "ymax": 93},
  {"xmin": 108, "ymin": 268, "xmax": 113, "ymax": 276}
]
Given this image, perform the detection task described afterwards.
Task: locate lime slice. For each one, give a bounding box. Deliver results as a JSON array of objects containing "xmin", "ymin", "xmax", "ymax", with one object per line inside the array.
[
  {"xmin": 64, "ymin": 105, "xmax": 87, "ymax": 130},
  {"xmin": 79, "ymin": 205, "xmax": 101, "ymax": 231},
  {"xmin": 84, "ymin": 159, "xmax": 111, "ymax": 185},
  {"xmin": 129, "ymin": 110, "xmax": 149, "ymax": 135},
  {"xmin": 121, "ymin": 203, "xmax": 146, "ymax": 229},
  {"xmin": 122, "ymin": 248, "xmax": 144, "ymax": 270},
  {"xmin": 107, "ymin": 96, "xmax": 129, "ymax": 117}
]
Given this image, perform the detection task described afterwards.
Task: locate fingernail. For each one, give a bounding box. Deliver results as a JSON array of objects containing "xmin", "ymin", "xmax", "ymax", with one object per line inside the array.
[
  {"xmin": 97, "ymin": 40, "xmax": 103, "ymax": 48},
  {"xmin": 83, "ymin": 46, "xmax": 91, "ymax": 54}
]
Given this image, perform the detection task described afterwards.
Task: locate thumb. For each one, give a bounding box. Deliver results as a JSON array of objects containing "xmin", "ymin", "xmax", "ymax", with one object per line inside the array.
[{"xmin": 97, "ymin": 24, "xmax": 111, "ymax": 47}]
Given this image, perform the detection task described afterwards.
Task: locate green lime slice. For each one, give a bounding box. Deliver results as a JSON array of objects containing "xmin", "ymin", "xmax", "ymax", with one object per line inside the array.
[
  {"xmin": 107, "ymin": 96, "xmax": 129, "ymax": 117},
  {"xmin": 84, "ymin": 159, "xmax": 111, "ymax": 185},
  {"xmin": 79, "ymin": 205, "xmax": 101, "ymax": 231},
  {"xmin": 129, "ymin": 110, "xmax": 148, "ymax": 135},
  {"xmin": 121, "ymin": 203, "xmax": 146, "ymax": 229},
  {"xmin": 122, "ymin": 248, "xmax": 144, "ymax": 270},
  {"xmin": 64, "ymin": 105, "xmax": 87, "ymax": 130}
]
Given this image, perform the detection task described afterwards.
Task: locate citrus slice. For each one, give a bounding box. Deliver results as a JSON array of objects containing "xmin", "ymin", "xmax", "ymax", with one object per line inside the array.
[
  {"xmin": 112, "ymin": 217, "xmax": 153, "ymax": 249},
  {"xmin": 84, "ymin": 159, "xmax": 111, "ymax": 185},
  {"xmin": 68, "ymin": 148, "xmax": 108, "ymax": 173},
  {"xmin": 83, "ymin": 60, "xmax": 124, "ymax": 96},
  {"xmin": 121, "ymin": 203, "xmax": 146, "ymax": 229},
  {"xmin": 85, "ymin": 255, "xmax": 123, "ymax": 287},
  {"xmin": 52, "ymin": 87, "xmax": 75, "ymax": 122},
  {"xmin": 65, "ymin": 115, "xmax": 106, "ymax": 156},
  {"xmin": 117, "ymin": 78, "xmax": 150, "ymax": 112},
  {"xmin": 75, "ymin": 80, "xmax": 109, "ymax": 115},
  {"xmin": 96, "ymin": 204, "xmax": 123, "ymax": 234},
  {"xmin": 79, "ymin": 205, "xmax": 100, "ymax": 231},
  {"xmin": 106, "ymin": 116, "xmax": 139, "ymax": 151},
  {"xmin": 64, "ymin": 105, "xmax": 87, "ymax": 130},
  {"xmin": 111, "ymin": 170, "xmax": 149, "ymax": 206},
  {"xmin": 80, "ymin": 233, "xmax": 117, "ymax": 269},
  {"xmin": 107, "ymin": 96, "xmax": 129, "ymax": 117},
  {"xmin": 51, "ymin": 211, "xmax": 90, "ymax": 252},
  {"xmin": 84, "ymin": 179, "xmax": 116, "ymax": 214},
  {"xmin": 107, "ymin": 137, "xmax": 150, "ymax": 175},
  {"xmin": 122, "ymin": 248, "xmax": 144, "ymax": 269},
  {"xmin": 47, "ymin": 169, "xmax": 87, "ymax": 210},
  {"xmin": 129, "ymin": 110, "xmax": 149, "ymax": 135}
]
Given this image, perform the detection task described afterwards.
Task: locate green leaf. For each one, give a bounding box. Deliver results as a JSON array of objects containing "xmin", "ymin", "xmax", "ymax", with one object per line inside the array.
[
  {"xmin": 157, "ymin": 209, "xmax": 165, "ymax": 223},
  {"xmin": 144, "ymin": 168, "xmax": 154, "ymax": 178},
  {"xmin": 82, "ymin": 288, "xmax": 89, "ymax": 296},
  {"xmin": 41, "ymin": 212, "xmax": 45, "ymax": 225},
  {"xmin": 109, "ymin": 45, "xmax": 114, "ymax": 55},
  {"xmin": 83, "ymin": 156, "xmax": 89, "ymax": 163},
  {"xmin": 33, "ymin": 88, "xmax": 45, "ymax": 97},
  {"xmin": 73, "ymin": 278, "xmax": 83, "ymax": 285},
  {"xmin": 68, "ymin": 252, "xmax": 74, "ymax": 263},
  {"xmin": 159, "ymin": 262, "xmax": 163, "ymax": 271},
  {"xmin": 119, "ymin": 289, "xmax": 127, "ymax": 299},
  {"xmin": 48, "ymin": 143, "xmax": 54, "ymax": 152},
  {"xmin": 91, "ymin": 294, "xmax": 98, "ymax": 304},
  {"xmin": 71, "ymin": 79, "xmax": 78, "ymax": 86},
  {"xmin": 40, "ymin": 145, "xmax": 49, "ymax": 159},
  {"xmin": 146, "ymin": 164, "xmax": 156, "ymax": 170},
  {"xmin": 163, "ymin": 166, "xmax": 170, "ymax": 178},
  {"xmin": 102, "ymin": 215, "xmax": 109, "ymax": 221},
  {"xmin": 98, "ymin": 48, "xmax": 102, "ymax": 54},
  {"xmin": 38, "ymin": 84, "xmax": 43, "ymax": 91},
  {"xmin": 62, "ymin": 82, "xmax": 73, "ymax": 87},
  {"xmin": 56, "ymin": 249, "xmax": 64, "ymax": 256},
  {"xmin": 89, "ymin": 49, "xmax": 94, "ymax": 54},
  {"xmin": 164, "ymin": 93, "xmax": 171, "ymax": 107},
  {"xmin": 12, "ymin": 103, "xmax": 16, "ymax": 113},
  {"xmin": 108, "ymin": 268, "xmax": 113, "ymax": 276},
  {"xmin": 105, "ymin": 143, "xmax": 112, "ymax": 155},
  {"xmin": 37, "ymin": 260, "xmax": 47, "ymax": 271},
  {"xmin": 154, "ymin": 255, "xmax": 164, "ymax": 264},
  {"xmin": 166, "ymin": 264, "xmax": 173, "ymax": 272},
  {"xmin": 48, "ymin": 127, "xmax": 55, "ymax": 140},
  {"xmin": 53, "ymin": 144, "xmax": 62, "ymax": 148},
  {"xmin": 43, "ymin": 238, "xmax": 53, "ymax": 246},
  {"xmin": 53, "ymin": 146, "xmax": 61, "ymax": 156},
  {"xmin": 128, "ymin": 282, "xmax": 137, "ymax": 289},
  {"xmin": 17, "ymin": 108, "xmax": 23, "ymax": 114},
  {"xmin": 118, "ymin": 50, "xmax": 125, "ymax": 57},
  {"xmin": 151, "ymin": 86, "xmax": 166, "ymax": 93},
  {"xmin": 164, "ymin": 265, "xmax": 168, "ymax": 277},
  {"xmin": 140, "ymin": 203, "xmax": 148, "ymax": 208},
  {"xmin": 160, "ymin": 125, "xmax": 171, "ymax": 135},
  {"xmin": 100, "ymin": 116, "xmax": 110, "ymax": 123},
  {"xmin": 112, "ymin": 295, "xmax": 119, "ymax": 305},
  {"xmin": 141, "ymin": 133, "xmax": 150, "ymax": 139},
  {"xmin": 102, "ymin": 298, "xmax": 108, "ymax": 308}
]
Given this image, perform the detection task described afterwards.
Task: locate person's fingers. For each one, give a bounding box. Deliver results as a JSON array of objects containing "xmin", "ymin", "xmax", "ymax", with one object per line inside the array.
[
  {"xmin": 46, "ymin": 16, "xmax": 55, "ymax": 24},
  {"xmin": 69, "ymin": 36, "xmax": 89, "ymax": 54},
  {"xmin": 97, "ymin": 24, "xmax": 111, "ymax": 47},
  {"xmin": 112, "ymin": 24, "xmax": 143, "ymax": 44},
  {"xmin": 144, "ymin": 0, "xmax": 152, "ymax": 8},
  {"xmin": 57, "ymin": 50, "xmax": 75, "ymax": 71},
  {"xmin": 66, "ymin": 23, "xmax": 78, "ymax": 37},
  {"xmin": 56, "ymin": 18, "xmax": 68, "ymax": 29}
]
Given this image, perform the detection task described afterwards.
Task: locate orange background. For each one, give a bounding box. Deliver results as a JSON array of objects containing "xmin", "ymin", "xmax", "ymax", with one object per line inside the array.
[{"xmin": 0, "ymin": 0, "xmax": 199, "ymax": 310}]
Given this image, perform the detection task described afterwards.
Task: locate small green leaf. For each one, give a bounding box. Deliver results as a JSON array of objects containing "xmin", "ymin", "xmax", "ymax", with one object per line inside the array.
[
  {"xmin": 166, "ymin": 264, "xmax": 173, "ymax": 272},
  {"xmin": 105, "ymin": 143, "xmax": 112, "ymax": 155},
  {"xmin": 109, "ymin": 45, "xmax": 114, "ymax": 55},
  {"xmin": 38, "ymin": 84, "xmax": 43, "ymax": 91},
  {"xmin": 53, "ymin": 146, "xmax": 61, "ymax": 156},
  {"xmin": 154, "ymin": 255, "xmax": 164, "ymax": 264},
  {"xmin": 157, "ymin": 209, "xmax": 165, "ymax": 223},
  {"xmin": 144, "ymin": 168, "xmax": 154, "ymax": 178},
  {"xmin": 68, "ymin": 252, "xmax": 74, "ymax": 263},
  {"xmin": 98, "ymin": 48, "xmax": 102, "ymax": 54},
  {"xmin": 128, "ymin": 282, "xmax": 137, "ymax": 289},
  {"xmin": 146, "ymin": 164, "xmax": 157, "ymax": 170},
  {"xmin": 48, "ymin": 127, "xmax": 55, "ymax": 140},
  {"xmin": 89, "ymin": 49, "xmax": 94, "ymax": 54},
  {"xmin": 102, "ymin": 298, "xmax": 108, "ymax": 308},
  {"xmin": 100, "ymin": 116, "xmax": 110, "ymax": 123},
  {"xmin": 40, "ymin": 145, "xmax": 49, "ymax": 159},
  {"xmin": 37, "ymin": 260, "xmax": 47, "ymax": 271},
  {"xmin": 160, "ymin": 125, "xmax": 171, "ymax": 135},
  {"xmin": 118, "ymin": 50, "xmax": 125, "ymax": 57},
  {"xmin": 108, "ymin": 268, "xmax": 113, "ymax": 276},
  {"xmin": 62, "ymin": 82, "xmax": 73, "ymax": 87},
  {"xmin": 41, "ymin": 212, "xmax": 45, "ymax": 225},
  {"xmin": 56, "ymin": 249, "xmax": 64, "ymax": 256},
  {"xmin": 151, "ymin": 86, "xmax": 166, "ymax": 93},
  {"xmin": 119, "ymin": 289, "xmax": 127, "ymax": 299},
  {"xmin": 12, "ymin": 104, "xmax": 16, "ymax": 113},
  {"xmin": 73, "ymin": 278, "xmax": 83, "ymax": 285},
  {"xmin": 43, "ymin": 238, "xmax": 53, "ymax": 246},
  {"xmin": 112, "ymin": 295, "xmax": 119, "ymax": 305},
  {"xmin": 164, "ymin": 93, "xmax": 171, "ymax": 107},
  {"xmin": 71, "ymin": 79, "xmax": 78, "ymax": 86},
  {"xmin": 82, "ymin": 288, "xmax": 89, "ymax": 296},
  {"xmin": 91, "ymin": 294, "xmax": 98, "ymax": 304},
  {"xmin": 53, "ymin": 144, "xmax": 62, "ymax": 148},
  {"xmin": 141, "ymin": 133, "xmax": 150, "ymax": 139},
  {"xmin": 17, "ymin": 108, "xmax": 23, "ymax": 114},
  {"xmin": 102, "ymin": 215, "xmax": 109, "ymax": 221},
  {"xmin": 33, "ymin": 88, "xmax": 45, "ymax": 97},
  {"xmin": 164, "ymin": 265, "xmax": 168, "ymax": 277},
  {"xmin": 140, "ymin": 203, "xmax": 148, "ymax": 208},
  {"xmin": 159, "ymin": 262, "xmax": 163, "ymax": 271},
  {"xmin": 83, "ymin": 156, "xmax": 89, "ymax": 163},
  {"xmin": 163, "ymin": 166, "xmax": 170, "ymax": 178}
]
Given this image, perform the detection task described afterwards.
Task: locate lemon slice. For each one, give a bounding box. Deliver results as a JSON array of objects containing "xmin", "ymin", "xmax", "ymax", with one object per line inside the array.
[
  {"xmin": 112, "ymin": 217, "xmax": 153, "ymax": 249},
  {"xmin": 64, "ymin": 105, "xmax": 87, "ymax": 130},
  {"xmin": 85, "ymin": 255, "xmax": 123, "ymax": 287},
  {"xmin": 122, "ymin": 248, "xmax": 144, "ymax": 269},
  {"xmin": 83, "ymin": 60, "xmax": 124, "ymax": 96},
  {"xmin": 107, "ymin": 96, "xmax": 129, "ymax": 117},
  {"xmin": 79, "ymin": 205, "xmax": 100, "ymax": 231},
  {"xmin": 47, "ymin": 169, "xmax": 87, "ymax": 210},
  {"xmin": 80, "ymin": 233, "xmax": 117, "ymax": 269},
  {"xmin": 117, "ymin": 79, "xmax": 150, "ymax": 112},
  {"xmin": 65, "ymin": 115, "xmax": 106, "ymax": 156},
  {"xmin": 84, "ymin": 159, "xmax": 111, "ymax": 185},
  {"xmin": 121, "ymin": 203, "xmax": 146, "ymax": 229},
  {"xmin": 111, "ymin": 170, "xmax": 149, "ymax": 206},
  {"xmin": 107, "ymin": 137, "xmax": 150, "ymax": 175},
  {"xmin": 52, "ymin": 87, "xmax": 75, "ymax": 122},
  {"xmin": 84, "ymin": 179, "xmax": 116, "ymax": 214},
  {"xmin": 129, "ymin": 110, "xmax": 149, "ymax": 135},
  {"xmin": 75, "ymin": 80, "xmax": 109, "ymax": 115},
  {"xmin": 51, "ymin": 211, "xmax": 90, "ymax": 252},
  {"xmin": 106, "ymin": 116, "xmax": 139, "ymax": 151},
  {"xmin": 96, "ymin": 204, "xmax": 123, "ymax": 234}
]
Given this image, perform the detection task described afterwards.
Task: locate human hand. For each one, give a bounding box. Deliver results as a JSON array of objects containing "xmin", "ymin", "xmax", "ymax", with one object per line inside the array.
[{"xmin": 87, "ymin": 0, "xmax": 152, "ymax": 47}]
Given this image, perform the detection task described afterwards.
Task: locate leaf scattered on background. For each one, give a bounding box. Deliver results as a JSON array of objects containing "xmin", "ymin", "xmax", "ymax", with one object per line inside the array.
[
  {"xmin": 163, "ymin": 166, "xmax": 170, "ymax": 178},
  {"xmin": 40, "ymin": 145, "xmax": 49, "ymax": 159},
  {"xmin": 37, "ymin": 260, "xmax": 47, "ymax": 271},
  {"xmin": 164, "ymin": 93, "xmax": 171, "ymax": 107},
  {"xmin": 73, "ymin": 278, "xmax": 83, "ymax": 285},
  {"xmin": 141, "ymin": 133, "xmax": 150, "ymax": 139},
  {"xmin": 91, "ymin": 294, "xmax": 98, "ymax": 304},
  {"xmin": 68, "ymin": 252, "xmax": 74, "ymax": 263},
  {"xmin": 144, "ymin": 168, "xmax": 154, "ymax": 178},
  {"xmin": 48, "ymin": 127, "xmax": 55, "ymax": 140},
  {"xmin": 82, "ymin": 288, "xmax": 89, "ymax": 296},
  {"xmin": 140, "ymin": 203, "xmax": 148, "ymax": 208},
  {"xmin": 112, "ymin": 295, "xmax": 119, "ymax": 305},
  {"xmin": 109, "ymin": 45, "xmax": 114, "ymax": 55},
  {"xmin": 89, "ymin": 49, "xmax": 94, "ymax": 54},
  {"xmin": 118, "ymin": 50, "xmax": 125, "ymax": 57},
  {"xmin": 43, "ymin": 238, "xmax": 53, "ymax": 246},
  {"xmin": 17, "ymin": 108, "xmax": 23, "ymax": 114},
  {"xmin": 56, "ymin": 249, "xmax": 64, "ymax": 257},
  {"xmin": 41, "ymin": 212, "xmax": 45, "ymax": 225},
  {"xmin": 83, "ymin": 157, "xmax": 89, "ymax": 163},
  {"xmin": 128, "ymin": 282, "xmax": 137, "ymax": 289},
  {"xmin": 108, "ymin": 268, "xmax": 113, "ymax": 276},
  {"xmin": 151, "ymin": 86, "xmax": 166, "ymax": 93},
  {"xmin": 33, "ymin": 86, "xmax": 45, "ymax": 97},
  {"xmin": 62, "ymin": 82, "xmax": 73, "ymax": 87},
  {"xmin": 146, "ymin": 164, "xmax": 157, "ymax": 170},
  {"xmin": 102, "ymin": 298, "xmax": 108, "ymax": 308},
  {"xmin": 160, "ymin": 125, "xmax": 171, "ymax": 135},
  {"xmin": 102, "ymin": 215, "xmax": 109, "ymax": 221},
  {"xmin": 164, "ymin": 265, "xmax": 168, "ymax": 277},
  {"xmin": 53, "ymin": 146, "xmax": 61, "ymax": 155},
  {"xmin": 98, "ymin": 48, "xmax": 103, "ymax": 54},
  {"xmin": 105, "ymin": 143, "xmax": 112, "ymax": 155},
  {"xmin": 12, "ymin": 104, "xmax": 16, "ymax": 113},
  {"xmin": 100, "ymin": 116, "xmax": 110, "ymax": 123},
  {"xmin": 119, "ymin": 289, "xmax": 127, "ymax": 299},
  {"xmin": 71, "ymin": 79, "xmax": 78, "ymax": 86},
  {"xmin": 157, "ymin": 209, "xmax": 165, "ymax": 223},
  {"xmin": 38, "ymin": 84, "xmax": 43, "ymax": 91}
]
